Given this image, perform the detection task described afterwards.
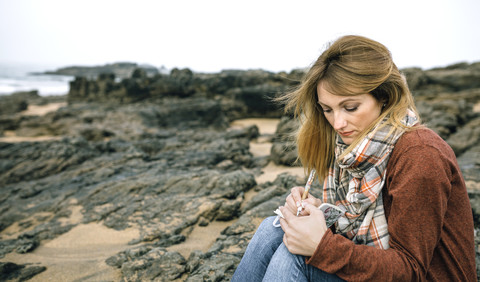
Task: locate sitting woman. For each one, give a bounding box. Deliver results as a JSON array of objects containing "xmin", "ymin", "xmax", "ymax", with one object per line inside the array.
[{"xmin": 232, "ymin": 35, "xmax": 476, "ymax": 281}]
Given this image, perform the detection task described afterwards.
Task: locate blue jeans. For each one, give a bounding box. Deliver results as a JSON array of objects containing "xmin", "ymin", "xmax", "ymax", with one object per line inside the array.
[{"xmin": 232, "ymin": 216, "xmax": 344, "ymax": 282}]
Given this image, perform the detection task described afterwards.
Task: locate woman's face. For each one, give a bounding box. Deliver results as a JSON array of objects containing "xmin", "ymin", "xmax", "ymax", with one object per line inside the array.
[{"xmin": 317, "ymin": 82, "xmax": 383, "ymax": 145}]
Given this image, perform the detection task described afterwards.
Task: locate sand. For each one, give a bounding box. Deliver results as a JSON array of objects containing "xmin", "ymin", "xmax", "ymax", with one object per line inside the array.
[
  {"xmin": 231, "ymin": 118, "xmax": 305, "ymax": 183},
  {"xmin": 166, "ymin": 220, "xmax": 235, "ymax": 258},
  {"xmin": 474, "ymin": 101, "xmax": 480, "ymax": 113},
  {"xmin": 0, "ymin": 115, "xmax": 303, "ymax": 280},
  {"xmin": 0, "ymin": 102, "xmax": 66, "ymax": 143},
  {"xmin": 0, "ymin": 130, "xmax": 63, "ymax": 143},
  {"xmin": 230, "ymin": 118, "xmax": 279, "ymax": 135},
  {"xmin": 21, "ymin": 102, "xmax": 67, "ymax": 116},
  {"xmin": 0, "ymin": 212, "xmax": 139, "ymax": 281}
]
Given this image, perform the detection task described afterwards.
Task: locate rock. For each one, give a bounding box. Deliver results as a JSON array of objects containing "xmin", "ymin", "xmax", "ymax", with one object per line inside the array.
[
  {"xmin": 457, "ymin": 144, "xmax": 480, "ymax": 185},
  {"xmin": 415, "ymin": 98, "xmax": 473, "ymax": 139},
  {"xmin": 68, "ymin": 75, "xmax": 128, "ymax": 103},
  {"xmin": 67, "ymin": 68, "xmax": 295, "ymax": 120},
  {"xmin": 185, "ymin": 253, "xmax": 239, "ymax": 281},
  {"xmin": 0, "ymin": 91, "xmax": 39, "ymax": 116},
  {"xmin": 0, "ymin": 262, "xmax": 46, "ymax": 281},
  {"xmin": 215, "ymin": 195, "xmax": 243, "ymax": 221},
  {"xmin": 423, "ymin": 66, "xmax": 480, "ymax": 92},
  {"xmin": 402, "ymin": 67, "xmax": 429, "ymax": 90},
  {"xmin": 447, "ymin": 117, "xmax": 480, "ymax": 156},
  {"xmin": 15, "ymin": 238, "xmax": 39, "ymax": 254},
  {"xmin": 469, "ymin": 191, "xmax": 480, "ymax": 228},
  {"xmin": 270, "ymin": 116, "xmax": 300, "ymax": 166},
  {"xmin": 222, "ymin": 83, "xmax": 286, "ymax": 119},
  {"xmin": 150, "ymin": 68, "xmax": 195, "ymax": 98},
  {"xmin": 118, "ymin": 247, "xmax": 187, "ymax": 281},
  {"xmin": 404, "ymin": 62, "xmax": 480, "ymax": 93},
  {"xmin": 45, "ymin": 62, "xmax": 159, "ymax": 79}
]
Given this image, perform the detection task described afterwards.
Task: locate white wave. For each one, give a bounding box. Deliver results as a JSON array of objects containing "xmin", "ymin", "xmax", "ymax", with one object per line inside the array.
[{"xmin": 0, "ymin": 64, "xmax": 74, "ymax": 96}]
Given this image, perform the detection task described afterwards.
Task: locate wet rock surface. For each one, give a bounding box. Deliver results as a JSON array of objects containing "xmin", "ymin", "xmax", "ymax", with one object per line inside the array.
[
  {"xmin": 0, "ymin": 261, "xmax": 46, "ymax": 282},
  {"xmin": 0, "ymin": 63, "xmax": 480, "ymax": 280}
]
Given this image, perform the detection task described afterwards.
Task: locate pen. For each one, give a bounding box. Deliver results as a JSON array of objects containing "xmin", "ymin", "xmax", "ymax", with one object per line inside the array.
[{"xmin": 296, "ymin": 169, "xmax": 316, "ymax": 216}]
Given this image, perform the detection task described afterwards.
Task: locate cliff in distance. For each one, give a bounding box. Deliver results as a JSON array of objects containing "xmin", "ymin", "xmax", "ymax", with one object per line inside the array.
[{"xmin": 43, "ymin": 62, "xmax": 160, "ymax": 79}]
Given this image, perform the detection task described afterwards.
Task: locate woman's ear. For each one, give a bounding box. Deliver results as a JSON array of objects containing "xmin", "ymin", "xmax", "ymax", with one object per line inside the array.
[{"xmin": 381, "ymin": 98, "xmax": 388, "ymax": 108}]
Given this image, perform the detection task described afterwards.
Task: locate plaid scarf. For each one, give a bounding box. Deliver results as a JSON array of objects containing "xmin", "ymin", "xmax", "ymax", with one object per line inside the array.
[{"xmin": 323, "ymin": 110, "xmax": 418, "ymax": 249}]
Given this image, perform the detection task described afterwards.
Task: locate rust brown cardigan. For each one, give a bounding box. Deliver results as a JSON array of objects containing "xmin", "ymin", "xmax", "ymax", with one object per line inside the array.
[{"xmin": 306, "ymin": 128, "xmax": 476, "ymax": 281}]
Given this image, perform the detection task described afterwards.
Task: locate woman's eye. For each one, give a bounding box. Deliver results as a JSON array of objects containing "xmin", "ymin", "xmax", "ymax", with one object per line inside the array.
[
  {"xmin": 322, "ymin": 108, "xmax": 332, "ymax": 113},
  {"xmin": 345, "ymin": 106, "xmax": 358, "ymax": 112}
]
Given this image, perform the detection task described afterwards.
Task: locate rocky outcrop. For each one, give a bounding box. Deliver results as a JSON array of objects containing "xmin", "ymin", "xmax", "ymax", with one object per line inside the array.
[
  {"xmin": 0, "ymin": 62, "xmax": 480, "ymax": 280},
  {"xmin": 104, "ymin": 173, "xmax": 317, "ymax": 281},
  {"xmin": 403, "ymin": 62, "xmax": 480, "ymax": 92},
  {"xmin": 0, "ymin": 91, "xmax": 40, "ymax": 116},
  {"xmin": 270, "ymin": 116, "xmax": 299, "ymax": 166},
  {"xmin": 0, "ymin": 262, "xmax": 46, "ymax": 281},
  {"xmin": 67, "ymin": 68, "xmax": 297, "ymax": 119},
  {"xmin": 0, "ymin": 91, "xmax": 66, "ymax": 135},
  {"xmin": 44, "ymin": 62, "xmax": 160, "ymax": 79}
]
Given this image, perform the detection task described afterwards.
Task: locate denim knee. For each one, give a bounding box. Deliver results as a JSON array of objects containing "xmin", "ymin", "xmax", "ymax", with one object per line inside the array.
[
  {"xmin": 253, "ymin": 216, "xmax": 284, "ymax": 242},
  {"xmin": 263, "ymin": 243, "xmax": 307, "ymax": 282},
  {"xmin": 232, "ymin": 216, "xmax": 284, "ymax": 281},
  {"xmin": 241, "ymin": 216, "xmax": 284, "ymax": 258},
  {"xmin": 264, "ymin": 243, "xmax": 345, "ymax": 282}
]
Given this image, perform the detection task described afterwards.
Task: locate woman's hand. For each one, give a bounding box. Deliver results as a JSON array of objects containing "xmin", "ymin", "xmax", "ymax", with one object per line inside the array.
[
  {"xmin": 279, "ymin": 203, "xmax": 328, "ymax": 257},
  {"xmin": 284, "ymin": 186, "xmax": 322, "ymax": 216}
]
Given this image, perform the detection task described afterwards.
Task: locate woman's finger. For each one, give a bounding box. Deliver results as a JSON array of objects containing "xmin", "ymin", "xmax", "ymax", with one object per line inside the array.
[
  {"xmin": 305, "ymin": 193, "xmax": 322, "ymax": 207},
  {"xmin": 283, "ymin": 234, "xmax": 289, "ymax": 250},
  {"xmin": 290, "ymin": 186, "xmax": 305, "ymax": 207},
  {"xmin": 285, "ymin": 195, "xmax": 298, "ymax": 214}
]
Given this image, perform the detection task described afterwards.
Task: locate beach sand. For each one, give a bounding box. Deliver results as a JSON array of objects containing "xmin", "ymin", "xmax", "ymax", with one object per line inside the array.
[
  {"xmin": 21, "ymin": 102, "xmax": 67, "ymax": 116},
  {"xmin": 2, "ymin": 223, "xmax": 139, "ymax": 281},
  {"xmin": 0, "ymin": 201, "xmax": 139, "ymax": 281},
  {"xmin": 230, "ymin": 118, "xmax": 305, "ymax": 183},
  {"xmin": 0, "ymin": 102, "xmax": 66, "ymax": 143},
  {"xmin": 474, "ymin": 101, "xmax": 480, "ymax": 113},
  {"xmin": 0, "ymin": 110, "xmax": 304, "ymax": 281}
]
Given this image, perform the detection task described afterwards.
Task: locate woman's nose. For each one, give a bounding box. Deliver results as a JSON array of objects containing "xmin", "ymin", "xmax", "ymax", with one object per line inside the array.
[{"xmin": 333, "ymin": 113, "xmax": 347, "ymax": 130}]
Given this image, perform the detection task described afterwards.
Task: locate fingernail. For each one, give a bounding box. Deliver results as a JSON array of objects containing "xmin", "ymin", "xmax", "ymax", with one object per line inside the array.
[{"xmin": 296, "ymin": 201, "xmax": 301, "ymax": 207}]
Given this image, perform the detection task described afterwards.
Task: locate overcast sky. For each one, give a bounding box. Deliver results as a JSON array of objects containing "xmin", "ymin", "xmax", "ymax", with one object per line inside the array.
[{"xmin": 0, "ymin": 0, "xmax": 479, "ymax": 73}]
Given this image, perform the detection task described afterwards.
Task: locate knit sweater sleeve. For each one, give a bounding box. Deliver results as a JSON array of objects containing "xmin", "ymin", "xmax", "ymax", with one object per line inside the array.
[{"xmin": 305, "ymin": 129, "xmax": 472, "ymax": 281}]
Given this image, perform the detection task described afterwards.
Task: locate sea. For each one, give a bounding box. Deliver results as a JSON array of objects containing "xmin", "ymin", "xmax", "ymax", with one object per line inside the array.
[{"xmin": 0, "ymin": 63, "xmax": 74, "ymax": 97}]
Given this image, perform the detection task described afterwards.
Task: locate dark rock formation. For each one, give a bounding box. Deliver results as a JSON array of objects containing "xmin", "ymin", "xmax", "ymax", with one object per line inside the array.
[
  {"xmin": 104, "ymin": 173, "xmax": 315, "ymax": 281},
  {"xmin": 67, "ymin": 68, "xmax": 296, "ymax": 119},
  {"xmin": 0, "ymin": 262, "xmax": 46, "ymax": 281},
  {"xmin": 44, "ymin": 62, "xmax": 159, "ymax": 79},
  {"xmin": 0, "ymin": 91, "xmax": 39, "ymax": 116},
  {"xmin": 270, "ymin": 116, "xmax": 299, "ymax": 166},
  {"xmin": 0, "ymin": 91, "xmax": 66, "ymax": 136},
  {"xmin": 0, "ymin": 62, "xmax": 479, "ymax": 280}
]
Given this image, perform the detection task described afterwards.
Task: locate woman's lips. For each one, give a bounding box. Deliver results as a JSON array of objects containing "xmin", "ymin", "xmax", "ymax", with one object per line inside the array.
[{"xmin": 339, "ymin": 131, "xmax": 354, "ymax": 137}]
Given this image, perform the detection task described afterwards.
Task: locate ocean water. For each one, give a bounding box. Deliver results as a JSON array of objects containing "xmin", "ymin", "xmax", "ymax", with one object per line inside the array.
[{"xmin": 0, "ymin": 63, "xmax": 74, "ymax": 96}]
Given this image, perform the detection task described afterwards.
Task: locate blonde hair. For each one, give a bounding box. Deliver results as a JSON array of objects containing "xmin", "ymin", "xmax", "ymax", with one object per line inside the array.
[{"xmin": 280, "ymin": 35, "xmax": 421, "ymax": 181}]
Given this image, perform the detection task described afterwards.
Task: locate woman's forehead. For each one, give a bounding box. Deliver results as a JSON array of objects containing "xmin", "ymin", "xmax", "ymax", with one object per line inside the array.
[{"xmin": 317, "ymin": 81, "xmax": 364, "ymax": 99}]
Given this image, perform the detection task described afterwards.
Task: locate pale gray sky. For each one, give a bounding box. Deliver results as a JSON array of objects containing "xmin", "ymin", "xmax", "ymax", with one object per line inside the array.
[{"xmin": 0, "ymin": 0, "xmax": 479, "ymax": 73}]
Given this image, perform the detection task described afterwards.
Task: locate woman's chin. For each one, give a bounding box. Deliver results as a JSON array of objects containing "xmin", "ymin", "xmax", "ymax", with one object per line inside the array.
[{"xmin": 339, "ymin": 136, "xmax": 353, "ymax": 145}]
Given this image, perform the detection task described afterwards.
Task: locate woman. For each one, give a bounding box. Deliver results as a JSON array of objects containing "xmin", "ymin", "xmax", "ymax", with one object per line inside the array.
[{"xmin": 232, "ymin": 35, "xmax": 476, "ymax": 281}]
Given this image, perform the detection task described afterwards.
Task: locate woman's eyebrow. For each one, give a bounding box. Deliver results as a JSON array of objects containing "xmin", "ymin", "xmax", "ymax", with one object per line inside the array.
[{"xmin": 317, "ymin": 98, "xmax": 359, "ymax": 107}]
